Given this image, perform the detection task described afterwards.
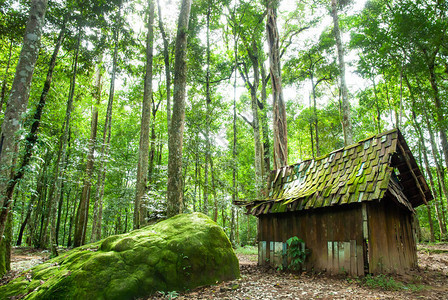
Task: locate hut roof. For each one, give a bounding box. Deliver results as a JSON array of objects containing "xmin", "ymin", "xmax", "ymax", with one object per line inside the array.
[{"xmin": 240, "ymin": 129, "xmax": 432, "ymax": 216}]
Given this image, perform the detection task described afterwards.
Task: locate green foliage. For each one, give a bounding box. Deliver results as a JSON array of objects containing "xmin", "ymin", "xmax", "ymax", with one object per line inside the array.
[
  {"xmin": 286, "ymin": 236, "xmax": 308, "ymax": 271},
  {"xmin": 362, "ymin": 274, "xmax": 425, "ymax": 292},
  {"xmin": 235, "ymin": 245, "xmax": 257, "ymax": 255}
]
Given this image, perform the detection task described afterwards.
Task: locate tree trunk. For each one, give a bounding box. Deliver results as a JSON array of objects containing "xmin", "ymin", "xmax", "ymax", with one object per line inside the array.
[
  {"xmin": 266, "ymin": 0, "xmax": 288, "ymax": 168},
  {"xmin": 311, "ymin": 73, "xmax": 320, "ymax": 157},
  {"xmin": 0, "ymin": 212, "xmax": 12, "ymax": 276},
  {"xmin": 0, "ymin": 39, "xmax": 14, "ymax": 113},
  {"xmin": 166, "ymin": 0, "xmax": 192, "ymax": 217},
  {"xmin": 425, "ymin": 51, "xmax": 448, "ymax": 171},
  {"xmin": 157, "ymin": 0, "xmax": 172, "ymax": 134},
  {"xmin": 203, "ymin": 5, "xmax": 212, "ymax": 215},
  {"xmin": 134, "ymin": 0, "xmax": 154, "ymax": 228},
  {"xmin": 73, "ymin": 56, "xmax": 102, "ymax": 247},
  {"xmin": 330, "ymin": 0, "xmax": 353, "ymax": 146},
  {"xmin": 241, "ymin": 40, "xmax": 264, "ymax": 194},
  {"xmin": 3, "ymin": 22, "xmax": 65, "ymax": 250},
  {"xmin": 412, "ymin": 112, "xmax": 436, "ymax": 241},
  {"xmin": 230, "ymin": 14, "xmax": 238, "ymax": 247},
  {"xmin": 90, "ymin": 5, "xmax": 121, "ymax": 242},
  {"xmin": 423, "ymin": 107, "xmax": 448, "ymax": 235},
  {"xmin": 47, "ymin": 27, "xmax": 80, "ymax": 254},
  {"xmin": 260, "ymin": 64, "xmax": 271, "ymax": 178},
  {"xmin": 0, "ymin": 0, "xmax": 48, "ymax": 243}
]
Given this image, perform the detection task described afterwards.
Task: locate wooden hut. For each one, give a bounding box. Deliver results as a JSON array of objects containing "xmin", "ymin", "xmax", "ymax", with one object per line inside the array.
[{"xmin": 239, "ymin": 129, "xmax": 432, "ymax": 275}]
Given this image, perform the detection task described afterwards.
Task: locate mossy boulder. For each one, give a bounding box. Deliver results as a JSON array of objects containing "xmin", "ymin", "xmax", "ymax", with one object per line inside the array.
[{"xmin": 0, "ymin": 213, "xmax": 239, "ymax": 300}]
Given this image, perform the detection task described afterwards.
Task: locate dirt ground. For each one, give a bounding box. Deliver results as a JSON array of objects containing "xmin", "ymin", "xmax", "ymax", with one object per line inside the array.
[{"xmin": 2, "ymin": 245, "xmax": 448, "ymax": 299}]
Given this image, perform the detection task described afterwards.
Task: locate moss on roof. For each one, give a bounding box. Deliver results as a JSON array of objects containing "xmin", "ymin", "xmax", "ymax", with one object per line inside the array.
[{"xmin": 242, "ymin": 129, "xmax": 432, "ymax": 216}]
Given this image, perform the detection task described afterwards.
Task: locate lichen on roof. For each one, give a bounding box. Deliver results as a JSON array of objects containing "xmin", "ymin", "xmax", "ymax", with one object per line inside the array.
[{"xmin": 241, "ymin": 129, "xmax": 432, "ymax": 216}]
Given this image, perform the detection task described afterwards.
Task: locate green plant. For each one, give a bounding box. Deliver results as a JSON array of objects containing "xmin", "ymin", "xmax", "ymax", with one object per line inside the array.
[
  {"xmin": 286, "ymin": 236, "xmax": 309, "ymax": 271},
  {"xmin": 363, "ymin": 274, "xmax": 403, "ymax": 291},
  {"xmin": 159, "ymin": 291, "xmax": 179, "ymax": 299}
]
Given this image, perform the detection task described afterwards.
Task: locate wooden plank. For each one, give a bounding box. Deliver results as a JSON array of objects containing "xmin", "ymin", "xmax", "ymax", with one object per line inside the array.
[
  {"xmin": 357, "ymin": 244, "xmax": 364, "ymax": 276},
  {"xmin": 328, "ymin": 241, "xmax": 333, "ymax": 274},
  {"xmin": 343, "ymin": 241, "xmax": 351, "ymax": 274},
  {"xmin": 333, "ymin": 241, "xmax": 339, "ymax": 273},
  {"xmin": 350, "ymin": 240, "xmax": 357, "ymax": 276},
  {"xmin": 384, "ymin": 201, "xmax": 399, "ymax": 273},
  {"xmin": 259, "ymin": 241, "xmax": 266, "ymax": 265}
]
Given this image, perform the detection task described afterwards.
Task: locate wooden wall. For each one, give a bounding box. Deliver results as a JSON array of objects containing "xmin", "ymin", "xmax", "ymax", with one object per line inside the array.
[
  {"xmin": 367, "ymin": 199, "xmax": 417, "ymax": 274},
  {"xmin": 258, "ymin": 200, "xmax": 417, "ymax": 275},
  {"xmin": 258, "ymin": 203, "xmax": 365, "ymax": 276}
]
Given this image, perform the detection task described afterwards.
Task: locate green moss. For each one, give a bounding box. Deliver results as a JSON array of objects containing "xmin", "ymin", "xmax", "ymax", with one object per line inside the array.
[{"xmin": 0, "ymin": 213, "xmax": 239, "ymax": 300}]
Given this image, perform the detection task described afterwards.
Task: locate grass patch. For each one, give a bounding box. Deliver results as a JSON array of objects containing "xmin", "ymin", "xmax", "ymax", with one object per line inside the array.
[
  {"xmin": 418, "ymin": 247, "xmax": 448, "ymax": 254},
  {"xmin": 362, "ymin": 274, "xmax": 426, "ymax": 292},
  {"xmin": 235, "ymin": 245, "xmax": 257, "ymax": 255}
]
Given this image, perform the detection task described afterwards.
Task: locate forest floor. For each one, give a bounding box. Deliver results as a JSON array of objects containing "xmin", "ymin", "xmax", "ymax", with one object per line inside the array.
[{"xmin": 2, "ymin": 244, "xmax": 448, "ymax": 299}]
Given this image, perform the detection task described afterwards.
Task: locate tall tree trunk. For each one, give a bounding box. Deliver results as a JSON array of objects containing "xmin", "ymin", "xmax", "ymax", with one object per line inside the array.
[
  {"xmin": 266, "ymin": 0, "xmax": 288, "ymax": 168},
  {"xmin": 0, "ymin": 39, "xmax": 14, "ymax": 113},
  {"xmin": 422, "ymin": 49, "xmax": 448, "ymax": 171},
  {"xmin": 157, "ymin": 0, "xmax": 172, "ymax": 134},
  {"xmin": 241, "ymin": 40, "xmax": 264, "ymax": 194},
  {"xmin": 90, "ymin": 5, "xmax": 121, "ymax": 242},
  {"xmin": 3, "ymin": 22, "xmax": 65, "ymax": 250},
  {"xmin": 46, "ymin": 27, "xmax": 80, "ymax": 254},
  {"xmin": 0, "ymin": 0, "xmax": 48, "ymax": 244},
  {"xmin": 371, "ymin": 74, "xmax": 382, "ymax": 133},
  {"xmin": 166, "ymin": 0, "xmax": 192, "ymax": 218},
  {"xmin": 411, "ymin": 110, "xmax": 436, "ymax": 242},
  {"xmin": 0, "ymin": 212, "xmax": 12, "ymax": 276},
  {"xmin": 73, "ymin": 56, "xmax": 102, "ymax": 247},
  {"xmin": 134, "ymin": 0, "xmax": 154, "ymax": 228},
  {"xmin": 331, "ymin": 0, "xmax": 353, "ymax": 146},
  {"xmin": 203, "ymin": 5, "xmax": 212, "ymax": 215},
  {"xmin": 260, "ymin": 64, "xmax": 271, "ymax": 178},
  {"xmin": 230, "ymin": 15, "xmax": 238, "ymax": 246},
  {"xmin": 62, "ymin": 185, "xmax": 72, "ymax": 245},
  {"xmin": 311, "ymin": 73, "xmax": 320, "ymax": 157},
  {"xmin": 423, "ymin": 107, "xmax": 448, "ymax": 235}
]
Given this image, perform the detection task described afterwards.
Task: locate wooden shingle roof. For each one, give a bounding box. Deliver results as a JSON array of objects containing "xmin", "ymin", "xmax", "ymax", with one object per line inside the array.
[{"xmin": 241, "ymin": 129, "xmax": 432, "ymax": 216}]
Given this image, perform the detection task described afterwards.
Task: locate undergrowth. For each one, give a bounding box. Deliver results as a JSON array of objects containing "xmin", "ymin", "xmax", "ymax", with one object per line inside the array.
[
  {"xmin": 235, "ymin": 245, "xmax": 258, "ymax": 255},
  {"xmin": 362, "ymin": 274, "xmax": 425, "ymax": 292}
]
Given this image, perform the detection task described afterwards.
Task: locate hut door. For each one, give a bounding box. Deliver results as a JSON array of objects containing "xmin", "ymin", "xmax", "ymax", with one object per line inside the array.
[{"xmin": 327, "ymin": 240, "xmax": 364, "ymax": 276}]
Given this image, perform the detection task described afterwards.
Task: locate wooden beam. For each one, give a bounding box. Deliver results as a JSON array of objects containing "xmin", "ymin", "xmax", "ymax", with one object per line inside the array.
[{"xmin": 397, "ymin": 142, "xmax": 428, "ymax": 205}]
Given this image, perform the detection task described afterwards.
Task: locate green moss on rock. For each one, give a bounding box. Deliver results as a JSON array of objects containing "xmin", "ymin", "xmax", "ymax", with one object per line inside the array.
[{"xmin": 0, "ymin": 213, "xmax": 239, "ymax": 300}]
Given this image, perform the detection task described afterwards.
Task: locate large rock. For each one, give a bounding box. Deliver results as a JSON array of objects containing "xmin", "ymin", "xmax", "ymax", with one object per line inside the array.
[{"xmin": 0, "ymin": 213, "xmax": 239, "ymax": 299}]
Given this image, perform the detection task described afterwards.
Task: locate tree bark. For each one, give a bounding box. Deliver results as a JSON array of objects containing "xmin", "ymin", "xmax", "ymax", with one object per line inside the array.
[
  {"xmin": 260, "ymin": 64, "xmax": 271, "ymax": 178},
  {"xmin": 266, "ymin": 0, "xmax": 288, "ymax": 169},
  {"xmin": 90, "ymin": 5, "xmax": 121, "ymax": 241},
  {"xmin": 166, "ymin": 0, "xmax": 192, "ymax": 217},
  {"xmin": 0, "ymin": 39, "xmax": 14, "ymax": 113},
  {"xmin": 203, "ymin": 5, "xmax": 212, "ymax": 215},
  {"xmin": 47, "ymin": 26, "xmax": 80, "ymax": 254},
  {"xmin": 331, "ymin": 0, "xmax": 353, "ymax": 146},
  {"xmin": 240, "ymin": 39, "xmax": 264, "ymax": 194},
  {"xmin": 73, "ymin": 56, "xmax": 102, "ymax": 247},
  {"xmin": 423, "ymin": 108, "xmax": 448, "ymax": 235},
  {"xmin": 423, "ymin": 49, "xmax": 448, "ymax": 171},
  {"xmin": 134, "ymin": 0, "xmax": 154, "ymax": 228},
  {"xmin": 157, "ymin": 0, "xmax": 172, "ymax": 135},
  {"xmin": 0, "ymin": 0, "xmax": 48, "ymax": 244},
  {"xmin": 310, "ymin": 73, "xmax": 320, "ymax": 157}
]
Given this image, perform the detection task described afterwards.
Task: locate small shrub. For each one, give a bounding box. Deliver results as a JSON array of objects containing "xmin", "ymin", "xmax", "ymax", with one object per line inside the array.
[
  {"xmin": 286, "ymin": 236, "xmax": 309, "ymax": 271},
  {"xmin": 364, "ymin": 274, "xmax": 404, "ymax": 290}
]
